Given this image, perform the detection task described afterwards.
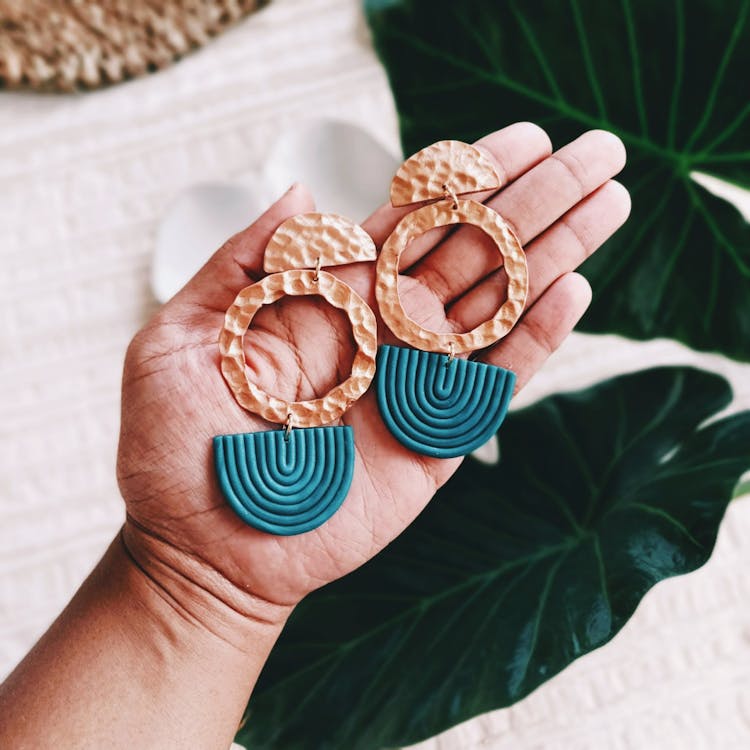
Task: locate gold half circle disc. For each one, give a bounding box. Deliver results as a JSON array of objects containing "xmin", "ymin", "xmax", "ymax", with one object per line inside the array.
[
  {"xmin": 263, "ymin": 212, "xmax": 377, "ymax": 273},
  {"xmin": 390, "ymin": 140, "xmax": 502, "ymax": 207}
]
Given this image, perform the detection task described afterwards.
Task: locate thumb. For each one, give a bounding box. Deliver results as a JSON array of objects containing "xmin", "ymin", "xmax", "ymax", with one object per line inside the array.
[{"xmin": 170, "ymin": 182, "xmax": 315, "ymax": 313}]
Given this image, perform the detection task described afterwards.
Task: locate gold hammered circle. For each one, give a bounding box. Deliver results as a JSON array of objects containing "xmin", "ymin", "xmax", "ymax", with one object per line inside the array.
[
  {"xmin": 375, "ymin": 199, "xmax": 528, "ymax": 354},
  {"xmin": 219, "ymin": 269, "xmax": 377, "ymax": 428}
]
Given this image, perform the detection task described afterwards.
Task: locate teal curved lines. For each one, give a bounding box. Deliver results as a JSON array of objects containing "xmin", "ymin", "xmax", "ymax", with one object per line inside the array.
[
  {"xmin": 376, "ymin": 345, "xmax": 515, "ymax": 458},
  {"xmin": 235, "ymin": 433, "xmax": 331, "ymax": 513},
  {"xmin": 213, "ymin": 426, "xmax": 355, "ymax": 535}
]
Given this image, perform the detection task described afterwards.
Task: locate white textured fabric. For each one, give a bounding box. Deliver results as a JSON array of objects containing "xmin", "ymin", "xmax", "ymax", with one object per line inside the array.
[{"xmin": 1, "ymin": 1, "xmax": 749, "ymax": 748}]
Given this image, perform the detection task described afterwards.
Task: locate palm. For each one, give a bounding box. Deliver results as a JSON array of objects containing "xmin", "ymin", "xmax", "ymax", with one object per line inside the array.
[{"xmin": 118, "ymin": 124, "xmax": 629, "ymax": 606}]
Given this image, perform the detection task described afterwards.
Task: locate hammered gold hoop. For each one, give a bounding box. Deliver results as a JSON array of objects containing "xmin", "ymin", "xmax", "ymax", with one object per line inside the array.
[
  {"xmin": 375, "ymin": 198, "xmax": 528, "ymax": 354},
  {"xmin": 219, "ymin": 269, "xmax": 377, "ymax": 427}
]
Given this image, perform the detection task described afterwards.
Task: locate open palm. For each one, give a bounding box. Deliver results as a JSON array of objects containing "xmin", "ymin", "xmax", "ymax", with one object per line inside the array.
[{"xmin": 117, "ymin": 123, "xmax": 629, "ymax": 609}]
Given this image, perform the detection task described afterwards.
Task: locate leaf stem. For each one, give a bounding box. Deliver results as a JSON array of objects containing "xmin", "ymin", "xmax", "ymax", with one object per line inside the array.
[
  {"xmin": 621, "ymin": 0, "xmax": 649, "ymax": 138},
  {"xmin": 511, "ymin": 2, "xmax": 564, "ymax": 102},
  {"xmin": 684, "ymin": 0, "xmax": 749, "ymax": 152},
  {"xmin": 666, "ymin": 0, "xmax": 685, "ymax": 150}
]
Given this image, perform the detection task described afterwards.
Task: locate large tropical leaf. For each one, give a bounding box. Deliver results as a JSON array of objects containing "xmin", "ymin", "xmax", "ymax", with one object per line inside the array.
[
  {"xmin": 237, "ymin": 368, "xmax": 750, "ymax": 749},
  {"xmin": 364, "ymin": 0, "xmax": 750, "ymax": 360}
]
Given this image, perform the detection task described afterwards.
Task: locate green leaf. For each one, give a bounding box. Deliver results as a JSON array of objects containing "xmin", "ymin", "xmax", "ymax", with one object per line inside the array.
[
  {"xmin": 238, "ymin": 368, "xmax": 750, "ymax": 749},
  {"xmin": 364, "ymin": 0, "xmax": 750, "ymax": 360}
]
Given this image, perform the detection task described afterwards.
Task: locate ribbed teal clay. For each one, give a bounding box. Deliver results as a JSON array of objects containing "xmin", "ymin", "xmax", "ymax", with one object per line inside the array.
[
  {"xmin": 376, "ymin": 345, "xmax": 515, "ymax": 458},
  {"xmin": 213, "ymin": 426, "xmax": 355, "ymax": 535}
]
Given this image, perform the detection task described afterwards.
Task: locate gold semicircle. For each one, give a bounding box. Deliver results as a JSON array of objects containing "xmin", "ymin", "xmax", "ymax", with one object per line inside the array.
[
  {"xmin": 263, "ymin": 212, "xmax": 377, "ymax": 273},
  {"xmin": 390, "ymin": 140, "xmax": 501, "ymax": 208}
]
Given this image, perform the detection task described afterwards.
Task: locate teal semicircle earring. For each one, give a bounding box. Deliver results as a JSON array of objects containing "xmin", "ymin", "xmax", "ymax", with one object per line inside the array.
[
  {"xmin": 374, "ymin": 141, "xmax": 529, "ymax": 459},
  {"xmin": 213, "ymin": 213, "xmax": 378, "ymax": 535},
  {"xmin": 376, "ymin": 346, "xmax": 515, "ymax": 459},
  {"xmin": 213, "ymin": 426, "xmax": 355, "ymax": 535}
]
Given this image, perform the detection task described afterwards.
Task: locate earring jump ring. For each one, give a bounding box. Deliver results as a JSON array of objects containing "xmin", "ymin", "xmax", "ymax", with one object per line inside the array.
[
  {"xmin": 445, "ymin": 342, "xmax": 455, "ymax": 367},
  {"xmin": 442, "ymin": 183, "xmax": 459, "ymax": 210}
]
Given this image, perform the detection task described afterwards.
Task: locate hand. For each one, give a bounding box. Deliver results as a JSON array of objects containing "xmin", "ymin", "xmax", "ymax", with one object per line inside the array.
[{"xmin": 118, "ymin": 123, "xmax": 629, "ymax": 620}]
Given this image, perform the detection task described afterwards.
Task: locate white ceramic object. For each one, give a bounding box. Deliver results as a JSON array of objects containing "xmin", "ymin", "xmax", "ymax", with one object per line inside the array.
[
  {"xmin": 470, "ymin": 434, "xmax": 500, "ymax": 465},
  {"xmin": 152, "ymin": 181, "xmax": 267, "ymax": 303},
  {"xmin": 260, "ymin": 119, "xmax": 400, "ymax": 221},
  {"xmin": 691, "ymin": 171, "xmax": 750, "ymax": 221},
  {"xmin": 152, "ymin": 119, "xmax": 401, "ymax": 303}
]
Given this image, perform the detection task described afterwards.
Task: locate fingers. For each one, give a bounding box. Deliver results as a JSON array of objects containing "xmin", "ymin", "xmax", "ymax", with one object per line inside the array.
[
  {"xmin": 361, "ymin": 122, "xmax": 553, "ymax": 253},
  {"xmin": 448, "ymin": 180, "xmax": 631, "ymax": 331},
  {"xmin": 410, "ymin": 130, "xmax": 627, "ymax": 305},
  {"xmin": 173, "ymin": 183, "xmax": 315, "ymax": 312},
  {"xmin": 477, "ymin": 273, "xmax": 592, "ymax": 393},
  {"xmin": 474, "ymin": 122, "xmax": 552, "ymax": 189}
]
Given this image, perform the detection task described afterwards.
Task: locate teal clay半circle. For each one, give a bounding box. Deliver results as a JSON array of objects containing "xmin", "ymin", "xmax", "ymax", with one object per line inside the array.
[{"xmin": 213, "ymin": 426, "xmax": 355, "ymax": 535}]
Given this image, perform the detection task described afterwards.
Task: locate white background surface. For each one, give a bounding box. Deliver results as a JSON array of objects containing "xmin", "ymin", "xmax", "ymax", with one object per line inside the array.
[{"xmin": 1, "ymin": 1, "xmax": 750, "ymax": 748}]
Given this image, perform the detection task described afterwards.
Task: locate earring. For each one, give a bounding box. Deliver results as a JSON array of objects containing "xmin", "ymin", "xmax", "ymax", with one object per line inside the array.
[
  {"xmin": 375, "ymin": 140, "xmax": 528, "ymax": 458},
  {"xmin": 213, "ymin": 213, "xmax": 377, "ymax": 535}
]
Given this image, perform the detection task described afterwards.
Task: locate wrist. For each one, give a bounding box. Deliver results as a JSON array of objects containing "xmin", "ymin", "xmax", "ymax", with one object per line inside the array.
[
  {"xmin": 121, "ymin": 519, "xmax": 292, "ymax": 655},
  {"xmin": 0, "ymin": 530, "xmax": 291, "ymax": 750}
]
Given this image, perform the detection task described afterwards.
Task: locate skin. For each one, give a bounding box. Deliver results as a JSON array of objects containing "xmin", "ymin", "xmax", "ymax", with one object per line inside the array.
[{"xmin": 0, "ymin": 123, "xmax": 629, "ymax": 749}]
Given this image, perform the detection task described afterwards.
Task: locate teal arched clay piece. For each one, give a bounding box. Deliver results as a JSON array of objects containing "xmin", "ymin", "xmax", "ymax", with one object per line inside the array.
[
  {"xmin": 376, "ymin": 345, "xmax": 515, "ymax": 458},
  {"xmin": 213, "ymin": 426, "xmax": 355, "ymax": 535}
]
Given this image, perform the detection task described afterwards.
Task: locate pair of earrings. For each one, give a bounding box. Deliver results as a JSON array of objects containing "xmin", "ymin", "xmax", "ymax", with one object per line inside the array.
[{"xmin": 213, "ymin": 140, "xmax": 528, "ymax": 535}]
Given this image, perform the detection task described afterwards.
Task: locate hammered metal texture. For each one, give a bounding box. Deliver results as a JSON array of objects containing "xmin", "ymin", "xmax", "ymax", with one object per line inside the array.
[
  {"xmin": 376, "ymin": 199, "xmax": 528, "ymax": 354},
  {"xmin": 390, "ymin": 140, "xmax": 502, "ymax": 207},
  {"xmin": 219, "ymin": 269, "xmax": 377, "ymax": 427},
  {"xmin": 263, "ymin": 212, "xmax": 377, "ymax": 273}
]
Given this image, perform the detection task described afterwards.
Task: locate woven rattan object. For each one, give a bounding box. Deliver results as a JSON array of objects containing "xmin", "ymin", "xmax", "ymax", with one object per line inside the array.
[{"xmin": 0, "ymin": 0, "xmax": 268, "ymax": 91}]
